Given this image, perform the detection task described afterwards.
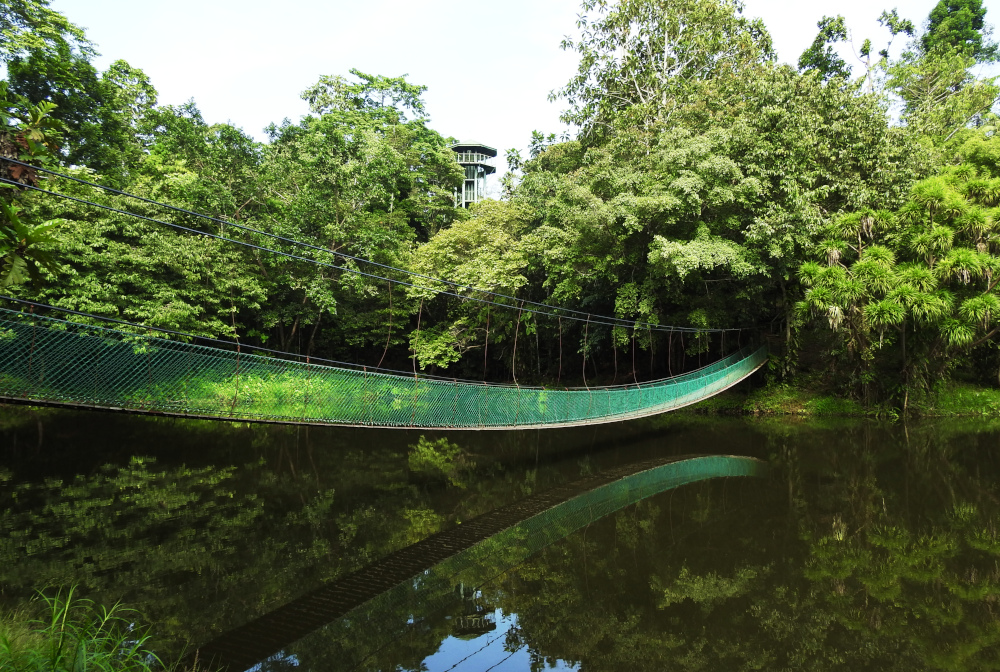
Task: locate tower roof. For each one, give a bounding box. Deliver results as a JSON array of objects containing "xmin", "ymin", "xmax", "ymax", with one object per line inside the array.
[{"xmin": 448, "ymin": 141, "xmax": 497, "ymax": 157}]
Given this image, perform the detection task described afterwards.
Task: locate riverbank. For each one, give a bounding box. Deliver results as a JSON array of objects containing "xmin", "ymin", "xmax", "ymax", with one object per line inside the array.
[{"xmin": 690, "ymin": 378, "xmax": 1000, "ymax": 419}]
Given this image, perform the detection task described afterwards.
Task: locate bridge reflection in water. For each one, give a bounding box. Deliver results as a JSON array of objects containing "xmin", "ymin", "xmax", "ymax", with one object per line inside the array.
[{"xmin": 189, "ymin": 454, "xmax": 768, "ymax": 671}]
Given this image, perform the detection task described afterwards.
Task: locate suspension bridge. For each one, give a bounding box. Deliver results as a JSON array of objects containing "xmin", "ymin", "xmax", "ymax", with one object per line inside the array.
[
  {"xmin": 0, "ymin": 303, "xmax": 766, "ymax": 429},
  {"xmin": 0, "ymin": 159, "xmax": 768, "ymax": 429}
]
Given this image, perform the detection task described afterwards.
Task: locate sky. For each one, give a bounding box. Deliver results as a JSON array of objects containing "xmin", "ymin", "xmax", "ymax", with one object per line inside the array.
[{"xmin": 48, "ymin": 0, "xmax": 1000, "ymax": 180}]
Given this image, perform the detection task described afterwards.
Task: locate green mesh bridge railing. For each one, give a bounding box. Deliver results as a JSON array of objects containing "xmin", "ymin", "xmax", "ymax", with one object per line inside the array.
[{"xmin": 0, "ymin": 306, "xmax": 767, "ymax": 429}]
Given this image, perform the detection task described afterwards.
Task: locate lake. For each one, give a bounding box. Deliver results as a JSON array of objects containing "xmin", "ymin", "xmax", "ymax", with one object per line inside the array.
[{"xmin": 3, "ymin": 406, "xmax": 1000, "ymax": 671}]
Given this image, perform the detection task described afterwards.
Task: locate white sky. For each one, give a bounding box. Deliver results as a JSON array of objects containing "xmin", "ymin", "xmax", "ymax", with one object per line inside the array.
[{"xmin": 49, "ymin": 0, "xmax": 1000, "ymax": 178}]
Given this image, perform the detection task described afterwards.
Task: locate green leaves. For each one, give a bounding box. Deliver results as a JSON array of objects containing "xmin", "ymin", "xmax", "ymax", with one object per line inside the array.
[
  {"xmin": 922, "ymin": 0, "xmax": 998, "ymax": 61},
  {"xmin": 259, "ymin": 77, "xmax": 463, "ymax": 355},
  {"xmin": 912, "ymin": 225, "xmax": 956, "ymax": 264},
  {"xmin": 887, "ymin": 48, "xmax": 1000, "ymax": 143},
  {"xmin": 865, "ymin": 299, "xmax": 906, "ymax": 328},
  {"xmin": 796, "ymin": 128, "xmax": 1000, "ymax": 399},
  {"xmin": 554, "ymin": 0, "xmax": 774, "ymax": 138},
  {"xmin": 648, "ymin": 226, "xmax": 759, "ymax": 281},
  {"xmin": 0, "ymin": 200, "xmax": 62, "ymax": 287},
  {"xmin": 301, "ymin": 69, "xmax": 428, "ymax": 122},
  {"xmin": 941, "ymin": 316, "xmax": 978, "ymax": 346},
  {"xmin": 896, "ymin": 263, "xmax": 938, "ymax": 292},
  {"xmin": 407, "ymin": 437, "xmax": 475, "ymax": 489},
  {"xmin": 0, "ymin": 586, "xmax": 167, "ymax": 672},
  {"xmin": 406, "ymin": 200, "xmax": 533, "ymax": 369},
  {"xmin": 798, "ymin": 15, "xmax": 851, "ymax": 81},
  {"xmin": 0, "ymin": 0, "xmax": 92, "ymax": 65},
  {"xmin": 656, "ymin": 565, "xmax": 765, "ymax": 613},
  {"xmin": 959, "ymin": 293, "xmax": 1000, "ymax": 326},
  {"xmin": 936, "ymin": 247, "xmax": 986, "ymax": 283}
]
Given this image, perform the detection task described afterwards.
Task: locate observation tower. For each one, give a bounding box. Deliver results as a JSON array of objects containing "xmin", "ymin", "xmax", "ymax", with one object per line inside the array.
[{"xmin": 450, "ymin": 141, "xmax": 496, "ymax": 208}]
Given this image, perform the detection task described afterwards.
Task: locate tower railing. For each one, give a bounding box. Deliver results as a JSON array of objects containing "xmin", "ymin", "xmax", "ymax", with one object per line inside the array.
[{"xmin": 454, "ymin": 152, "xmax": 495, "ymax": 164}]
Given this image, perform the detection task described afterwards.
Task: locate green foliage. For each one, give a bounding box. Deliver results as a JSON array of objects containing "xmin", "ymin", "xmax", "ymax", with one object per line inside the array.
[
  {"xmin": 0, "ymin": 0, "xmax": 92, "ymax": 64},
  {"xmin": 798, "ymin": 15, "xmax": 851, "ymax": 81},
  {"xmin": 887, "ymin": 49, "xmax": 1000, "ymax": 142},
  {"xmin": 6, "ymin": 52, "xmax": 158, "ymax": 184},
  {"xmin": 795, "ymin": 131, "xmax": 1000, "ymax": 401},
  {"xmin": 500, "ymin": 62, "xmax": 921, "ymax": 382},
  {"xmin": 687, "ymin": 377, "xmax": 871, "ymax": 416},
  {"xmin": 9, "ymin": 171, "xmax": 266, "ymax": 335},
  {"xmin": 253, "ymin": 71, "xmax": 462, "ymax": 355},
  {"xmin": 913, "ymin": 381, "xmax": 1000, "ymax": 415},
  {"xmin": 1, "ymin": 587, "xmax": 166, "ymax": 672},
  {"xmin": 656, "ymin": 565, "xmax": 765, "ymax": 612},
  {"xmin": 0, "ymin": 200, "xmax": 62, "ymax": 287},
  {"xmin": 553, "ymin": 0, "xmax": 774, "ymax": 140},
  {"xmin": 0, "ymin": 94, "xmax": 65, "ymax": 161},
  {"xmin": 0, "ymin": 91, "xmax": 67, "ymax": 289},
  {"xmin": 301, "ymin": 68, "xmax": 427, "ymax": 122},
  {"xmin": 922, "ymin": 0, "xmax": 998, "ymax": 61},
  {"xmin": 406, "ymin": 200, "xmax": 532, "ymax": 369}
]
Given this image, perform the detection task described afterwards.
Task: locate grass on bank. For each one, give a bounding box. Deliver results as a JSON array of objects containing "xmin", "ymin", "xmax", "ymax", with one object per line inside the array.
[
  {"xmin": 689, "ymin": 377, "xmax": 1000, "ymax": 418},
  {"xmin": 688, "ymin": 376, "xmax": 868, "ymax": 417},
  {"xmin": 0, "ymin": 588, "xmax": 204, "ymax": 672},
  {"xmin": 910, "ymin": 383, "xmax": 1000, "ymax": 417}
]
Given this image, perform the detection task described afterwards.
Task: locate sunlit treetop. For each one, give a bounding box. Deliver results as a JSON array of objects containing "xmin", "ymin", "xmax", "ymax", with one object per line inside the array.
[
  {"xmin": 0, "ymin": 0, "xmax": 92, "ymax": 63},
  {"xmin": 921, "ymin": 0, "xmax": 998, "ymax": 61}
]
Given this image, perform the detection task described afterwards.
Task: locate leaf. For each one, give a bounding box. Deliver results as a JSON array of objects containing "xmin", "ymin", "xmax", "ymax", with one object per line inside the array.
[
  {"xmin": 0, "ymin": 254, "xmax": 28, "ymax": 288},
  {"xmin": 72, "ymin": 639, "xmax": 87, "ymax": 672}
]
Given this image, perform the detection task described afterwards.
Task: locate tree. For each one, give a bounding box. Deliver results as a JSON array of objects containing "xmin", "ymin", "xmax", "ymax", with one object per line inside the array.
[
  {"xmin": 94, "ymin": 60, "xmax": 159, "ymax": 182},
  {"xmin": 301, "ymin": 68, "xmax": 427, "ymax": 123},
  {"xmin": 0, "ymin": 85, "xmax": 67, "ymax": 288},
  {"xmin": 215, "ymin": 71, "xmax": 465, "ymax": 359},
  {"xmin": 488, "ymin": 63, "xmax": 920, "ymax": 382},
  {"xmin": 3, "ymin": 4, "xmax": 156, "ymax": 184},
  {"xmin": 887, "ymin": 48, "xmax": 999, "ymax": 143},
  {"xmin": 922, "ymin": 0, "xmax": 998, "ymax": 61},
  {"xmin": 881, "ymin": 1, "xmax": 1000, "ymax": 149},
  {"xmin": 796, "ymin": 130, "xmax": 1000, "ymax": 402},
  {"xmin": 798, "ymin": 16, "xmax": 851, "ymax": 81},
  {"xmin": 0, "ymin": 0, "xmax": 91, "ymax": 64},
  {"xmin": 0, "ymin": 200, "xmax": 61, "ymax": 287},
  {"xmin": 406, "ymin": 199, "xmax": 534, "ymax": 370},
  {"xmin": 553, "ymin": 0, "xmax": 774, "ymax": 141}
]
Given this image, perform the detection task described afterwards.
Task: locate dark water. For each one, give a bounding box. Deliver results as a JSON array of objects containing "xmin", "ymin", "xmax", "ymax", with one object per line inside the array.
[{"xmin": 4, "ymin": 407, "xmax": 1000, "ymax": 671}]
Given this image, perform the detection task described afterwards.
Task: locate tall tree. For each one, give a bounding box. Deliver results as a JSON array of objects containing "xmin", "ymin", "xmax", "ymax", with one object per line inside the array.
[
  {"xmin": 553, "ymin": 0, "xmax": 774, "ymax": 141},
  {"xmin": 251, "ymin": 71, "xmax": 462, "ymax": 357},
  {"xmin": 6, "ymin": 50, "xmax": 158, "ymax": 184},
  {"xmin": 796, "ymin": 130, "xmax": 1000, "ymax": 401},
  {"xmin": 922, "ymin": 0, "xmax": 998, "ymax": 61},
  {"xmin": 301, "ymin": 69, "xmax": 427, "ymax": 123},
  {"xmin": 887, "ymin": 0, "xmax": 1000, "ymax": 145},
  {"xmin": 0, "ymin": 0, "xmax": 91, "ymax": 64}
]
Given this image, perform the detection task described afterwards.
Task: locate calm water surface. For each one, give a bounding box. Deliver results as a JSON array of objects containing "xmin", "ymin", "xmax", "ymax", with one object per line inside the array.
[{"xmin": 3, "ymin": 407, "xmax": 1000, "ymax": 671}]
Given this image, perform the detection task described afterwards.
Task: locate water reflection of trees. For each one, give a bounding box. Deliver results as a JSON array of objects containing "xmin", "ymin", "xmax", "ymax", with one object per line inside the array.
[
  {"xmin": 10, "ymin": 409, "xmax": 1000, "ymax": 670},
  {"xmin": 281, "ymin": 419, "xmax": 1000, "ymax": 671},
  {"xmin": 0, "ymin": 408, "xmax": 615, "ymax": 662},
  {"xmin": 445, "ymin": 419, "xmax": 1000, "ymax": 672}
]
